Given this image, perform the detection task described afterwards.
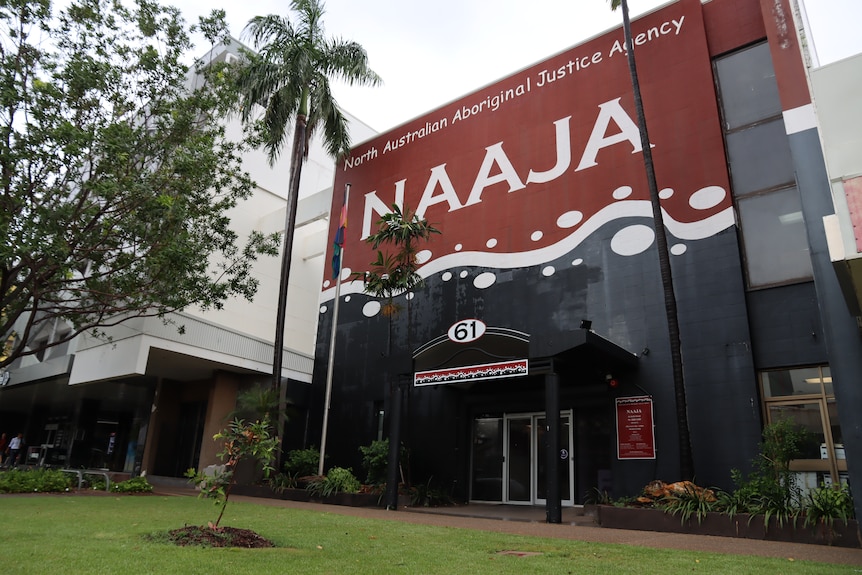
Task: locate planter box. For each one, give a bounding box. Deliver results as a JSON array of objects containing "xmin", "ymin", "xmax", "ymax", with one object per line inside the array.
[
  {"xmin": 324, "ymin": 492, "xmax": 382, "ymax": 508},
  {"xmin": 232, "ymin": 484, "xmax": 407, "ymax": 508},
  {"xmin": 597, "ymin": 505, "xmax": 861, "ymax": 548},
  {"xmin": 232, "ymin": 485, "xmax": 314, "ymax": 502}
]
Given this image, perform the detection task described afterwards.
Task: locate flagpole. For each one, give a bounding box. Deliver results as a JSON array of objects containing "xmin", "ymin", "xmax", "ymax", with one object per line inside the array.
[{"xmin": 319, "ymin": 183, "xmax": 350, "ymax": 476}]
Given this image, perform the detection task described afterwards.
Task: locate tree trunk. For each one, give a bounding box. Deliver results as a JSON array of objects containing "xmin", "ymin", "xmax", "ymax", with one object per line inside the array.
[
  {"xmin": 384, "ymin": 375, "xmax": 403, "ymax": 510},
  {"xmin": 619, "ymin": 0, "xmax": 693, "ymax": 480},
  {"xmin": 272, "ymin": 113, "xmax": 308, "ymax": 467}
]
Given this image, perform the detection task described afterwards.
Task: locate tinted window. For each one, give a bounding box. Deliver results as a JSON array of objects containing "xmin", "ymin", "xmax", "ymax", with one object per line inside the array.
[
  {"xmin": 726, "ymin": 119, "xmax": 796, "ymax": 196},
  {"xmin": 737, "ymin": 187, "xmax": 813, "ymax": 286},
  {"xmin": 715, "ymin": 42, "xmax": 782, "ymax": 129}
]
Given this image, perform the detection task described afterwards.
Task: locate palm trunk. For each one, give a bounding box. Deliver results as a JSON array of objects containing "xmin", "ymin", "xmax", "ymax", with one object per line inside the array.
[
  {"xmin": 619, "ymin": 0, "xmax": 693, "ymax": 480},
  {"xmin": 384, "ymin": 302, "xmax": 402, "ymax": 509},
  {"xmin": 272, "ymin": 113, "xmax": 307, "ymax": 467}
]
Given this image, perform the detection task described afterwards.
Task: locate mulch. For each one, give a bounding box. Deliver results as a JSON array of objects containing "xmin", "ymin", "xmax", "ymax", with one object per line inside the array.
[{"xmin": 167, "ymin": 525, "xmax": 274, "ymax": 548}]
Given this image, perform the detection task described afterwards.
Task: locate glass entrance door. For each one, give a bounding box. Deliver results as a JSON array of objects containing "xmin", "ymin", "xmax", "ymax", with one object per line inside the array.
[
  {"xmin": 537, "ymin": 415, "xmax": 573, "ymax": 504},
  {"xmin": 506, "ymin": 417, "xmax": 532, "ymax": 502},
  {"xmin": 503, "ymin": 412, "xmax": 573, "ymax": 505}
]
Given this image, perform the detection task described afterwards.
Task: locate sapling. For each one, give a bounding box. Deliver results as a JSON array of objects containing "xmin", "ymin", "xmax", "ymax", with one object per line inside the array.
[{"xmin": 186, "ymin": 416, "xmax": 279, "ymax": 528}]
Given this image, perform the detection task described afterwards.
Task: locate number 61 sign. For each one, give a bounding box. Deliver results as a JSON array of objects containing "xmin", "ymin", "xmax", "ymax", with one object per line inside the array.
[{"xmin": 447, "ymin": 319, "xmax": 486, "ymax": 343}]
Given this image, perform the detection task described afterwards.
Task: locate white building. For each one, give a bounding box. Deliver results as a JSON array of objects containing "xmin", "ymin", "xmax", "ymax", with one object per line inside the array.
[{"xmin": 0, "ymin": 40, "xmax": 376, "ymax": 479}]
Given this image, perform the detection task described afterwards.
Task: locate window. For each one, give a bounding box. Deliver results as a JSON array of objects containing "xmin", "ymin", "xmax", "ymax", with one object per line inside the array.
[
  {"xmin": 736, "ymin": 188, "xmax": 813, "ymax": 286},
  {"xmin": 760, "ymin": 366, "xmax": 846, "ymax": 487},
  {"xmin": 715, "ymin": 42, "xmax": 814, "ymax": 288},
  {"xmin": 714, "ymin": 42, "xmax": 782, "ymax": 130},
  {"xmin": 725, "ymin": 119, "xmax": 796, "ymax": 195},
  {"xmin": 33, "ymin": 337, "xmax": 49, "ymax": 362}
]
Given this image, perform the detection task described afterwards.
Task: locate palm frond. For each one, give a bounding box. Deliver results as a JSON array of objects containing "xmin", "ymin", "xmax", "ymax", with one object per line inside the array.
[
  {"xmin": 324, "ymin": 40, "xmax": 383, "ymax": 87},
  {"xmin": 235, "ymin": 0, "xmax": 381, "ymax": 163}
]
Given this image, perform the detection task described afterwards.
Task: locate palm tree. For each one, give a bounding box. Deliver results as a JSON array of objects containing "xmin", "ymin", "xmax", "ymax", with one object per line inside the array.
[
  {"xmin": 234, "ymin": 0, "xmax": 381, "ymax": 440},
  {"xmin": 361, "ymin": 204, "xmax": 440, "ymax": 509},
  {"xmin": 609, "ymin": 0, "xmax": 693, "ymax": 480},
  {"xmin": 363, "ymin": 204, "xmax": 440, "ymax": 316}
]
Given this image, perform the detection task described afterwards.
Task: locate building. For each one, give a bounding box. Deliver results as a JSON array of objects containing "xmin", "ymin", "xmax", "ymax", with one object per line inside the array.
[
  {"xmin": 311, "ymin": 0, "xmax": 861, "ymax": 518},
  {"xmin": 0, "ymin": 40, "xmax": 375, "ymax": 478}
]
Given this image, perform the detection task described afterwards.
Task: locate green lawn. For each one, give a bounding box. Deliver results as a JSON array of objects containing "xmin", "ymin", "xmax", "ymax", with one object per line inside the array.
[{"xmin": 0, "ymin": 494, "xmax": 855, "ymax": 574}]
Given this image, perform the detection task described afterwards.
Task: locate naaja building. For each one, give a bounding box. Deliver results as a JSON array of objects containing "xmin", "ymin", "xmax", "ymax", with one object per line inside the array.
[{"xmin": 311, "ymin": 0, "xmax": 862, "ymax": 518}]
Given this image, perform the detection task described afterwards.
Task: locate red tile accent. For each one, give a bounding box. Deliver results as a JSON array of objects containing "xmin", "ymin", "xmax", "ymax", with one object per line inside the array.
[{"xmin": 844, "ymin": 176, "xmax": 862, "ymax": 253}]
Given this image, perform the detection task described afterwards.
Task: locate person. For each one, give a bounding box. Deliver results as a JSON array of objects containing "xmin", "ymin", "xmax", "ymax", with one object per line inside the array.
[
  {"xmin": 6, "ymin": 433, "xmax": 23, "ymax": 467},
  {"xmin": 0, "ymin": 432, "xmax": 6, "ymax": 465}
]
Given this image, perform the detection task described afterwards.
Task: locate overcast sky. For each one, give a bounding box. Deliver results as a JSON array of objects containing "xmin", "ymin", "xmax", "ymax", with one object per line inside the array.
[{"xmin": 169, "ymin": 0, "xmax": 862, "ymax": 133}]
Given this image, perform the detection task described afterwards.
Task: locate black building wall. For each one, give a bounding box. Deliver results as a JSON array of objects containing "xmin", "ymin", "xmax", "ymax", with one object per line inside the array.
[
  {"xmin": 311, "ymin": 212, "xmax": 761, "ymax": 498},
  {"xmin": 308, "ymin": 0, "xmax": 858, "ymax": 507}
]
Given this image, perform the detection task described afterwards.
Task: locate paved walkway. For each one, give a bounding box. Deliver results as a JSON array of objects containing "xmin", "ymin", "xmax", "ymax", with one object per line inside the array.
[{"xmin": 153, "ymin": 484, "xmax": 862, "ymax": 566}]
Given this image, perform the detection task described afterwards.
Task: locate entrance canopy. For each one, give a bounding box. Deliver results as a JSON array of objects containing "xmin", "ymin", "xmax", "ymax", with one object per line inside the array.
[
  {"xmin": 413, "ymin": 326, "xmax": 638, "ymax": 386},
  {"xmin": 533, "ymin": 328, "xmax": 640, "ymax": 375}
]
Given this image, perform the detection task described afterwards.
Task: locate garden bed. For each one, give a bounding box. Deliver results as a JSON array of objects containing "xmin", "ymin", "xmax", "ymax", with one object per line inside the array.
[
  {"xmin": 232, "ymin": 484, "xmax": 409, "ymax": 508},
  {"xmin": 597, "ymin": 505, "xmax": 861, "ymax": 548}
]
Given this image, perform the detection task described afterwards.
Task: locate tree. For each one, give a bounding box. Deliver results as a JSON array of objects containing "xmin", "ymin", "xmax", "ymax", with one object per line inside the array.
[
  {"xmin": 609, "ymin": 0, "xmax": 693, "ymax": 479},
  {"xmin": 233, "ymin": 0, "xmax": 381, "ymax": 403},
  {"xmin": 361, "ymin": 204, "xmax": 439, "ymax": 509},
  {"xmin": 363, "ymin": 204, "xmax": 440, "ymax": 317},
  {"xmin": 0, "ymin": 0, "xmax": 280, "ymax": 369},
  {"xmin": 186, "ymin": 416, "xmax": 279, "ymax": 528}
]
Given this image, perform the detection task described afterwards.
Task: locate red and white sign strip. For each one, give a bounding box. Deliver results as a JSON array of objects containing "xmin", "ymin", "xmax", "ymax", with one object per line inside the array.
[{"xmin": 414, "ymin": 359, "xmax": 529, "ymax": 387}]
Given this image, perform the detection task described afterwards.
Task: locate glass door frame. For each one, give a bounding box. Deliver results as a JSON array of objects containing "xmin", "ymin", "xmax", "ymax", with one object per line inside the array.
[
  {"xmin": 760, "ymin": 366, "xmax": 845, "ymax": 486},
  {"xmin": 502, "ymin": 411, "xmax": 574, "ymax": 506}
]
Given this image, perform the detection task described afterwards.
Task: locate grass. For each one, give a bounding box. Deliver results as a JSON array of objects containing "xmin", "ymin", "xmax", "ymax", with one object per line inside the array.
[{"xmin": 1, "ymin": 494, "xmax": 857, "ymax": 575}]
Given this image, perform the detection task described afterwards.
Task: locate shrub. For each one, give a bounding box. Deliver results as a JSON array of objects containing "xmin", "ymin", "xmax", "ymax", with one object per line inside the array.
[
  {"xmin": 267, "ymin": 472, "xmax": 298, "ymax": 492},
  {"xmin": 0, "ymin": 468, "xmax": 72, "ymax": 493},
  {"xmin": 359, "ymin": 439, "xmax": 409, "ymax": 486},
  {"xmin": 720, "ymin": 419, "xmax": 809, "ymax": 527},
  {"xmin": 409, "ymin": 477, "xmax": 454, "ymax": 507},
  {"xmin": 85, "ymin": 474, "xmax": 107, "ymax": 490},
  {"xmin": 283, "ymin": 447, "xmax": 323, "ymax": 477},
  {"xmin": 657, "ymin": 482, "xmax": 718, "ymax": 525},
  {"xmin": 760, "ymin": 418, "xmax": 814, "ymax": 476},
  {"xmin": 584, "ymin": 487, "xmax": 613, "ymax": 505},
  {"xmin": 111, "ymin": 476, "xmax": 153, "ymax": 493},
  {"xmin": 307, "ymin": 467, "xmax": 361, "ymax": 497},
  {"xmin": 359, "ymin": 439, "xmax": 390, "ymax": 485},
  {"xmin": 804, "ymin": 483, "xmax": 855, "ymax": 530}
]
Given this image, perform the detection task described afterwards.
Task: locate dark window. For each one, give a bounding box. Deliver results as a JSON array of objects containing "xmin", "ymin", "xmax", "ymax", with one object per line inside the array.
[
  {"xmin": 715, "ymin": 42, "xmax": 782, "ymax": 129},
  {"xmin": 726, "ymin": 119, "xmax": 796, "ymax": 196},
  {"xmin": 736, "ymin": 187, "xmax": 813, "ymax": 286},
  {"xmin": 715, "ymin": 42, "xmax": 813, "ymax": 288}
]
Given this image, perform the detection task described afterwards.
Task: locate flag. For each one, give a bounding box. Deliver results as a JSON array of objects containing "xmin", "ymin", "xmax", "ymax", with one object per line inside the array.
[{"xmin": 331, "ymin": 203, "xmax": 347, "ymax": 278}]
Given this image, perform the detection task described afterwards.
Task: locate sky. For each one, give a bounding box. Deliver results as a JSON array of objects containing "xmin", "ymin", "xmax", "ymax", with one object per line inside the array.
[{"xmin": 168, "ymin": 0, "xmax": 862, "ymax": 134}]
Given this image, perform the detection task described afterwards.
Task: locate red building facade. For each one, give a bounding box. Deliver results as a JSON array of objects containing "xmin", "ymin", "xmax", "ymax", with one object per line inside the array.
[{"xmin": 308, "ymin": 0, "xmax": 858, "ymax": 516}]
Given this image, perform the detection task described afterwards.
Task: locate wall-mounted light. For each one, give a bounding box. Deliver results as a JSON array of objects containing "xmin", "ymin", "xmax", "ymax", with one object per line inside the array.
[{"xmin": 580, "ymin": 319, "xmax": 592, "ymax": 330}]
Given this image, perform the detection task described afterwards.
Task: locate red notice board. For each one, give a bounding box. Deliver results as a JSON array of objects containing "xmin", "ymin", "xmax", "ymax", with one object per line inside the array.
[{"xmin": 616, "ymin": 396, "xmax": 656, "ymax": 460}]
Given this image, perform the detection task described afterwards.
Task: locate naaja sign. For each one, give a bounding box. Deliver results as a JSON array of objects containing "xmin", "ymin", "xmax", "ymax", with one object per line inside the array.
[{"xmin": 322, "ymin": 0, "xmax": 731, "ymax": 308}]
